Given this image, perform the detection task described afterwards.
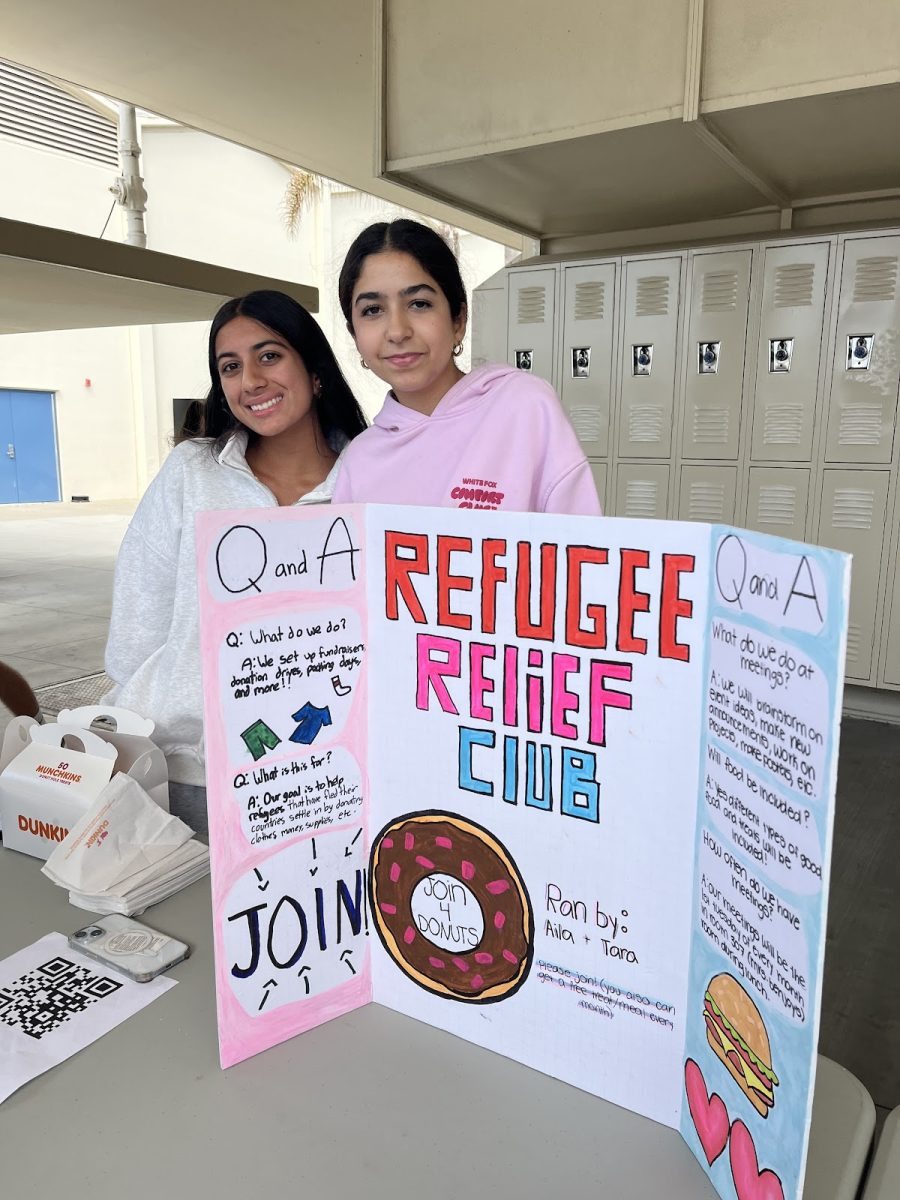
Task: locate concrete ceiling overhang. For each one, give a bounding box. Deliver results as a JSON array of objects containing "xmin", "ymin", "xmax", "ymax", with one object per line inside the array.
[
  {"xmin": 2, "ymin": 0, "xmax": 898, "ymax": 251},
  {"xmin": 0, "ymin": 218, "xmax": 318, "ymax": 334},
  {"xmin": 384, "ymin": 85, "xmax": 900, "ymax": 239},
  {"xmin": 0, "ymin": 0, "xmax": 521, "ymax": 249}
]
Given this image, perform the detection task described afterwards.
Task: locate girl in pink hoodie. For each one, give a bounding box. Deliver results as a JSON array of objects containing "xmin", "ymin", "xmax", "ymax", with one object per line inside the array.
[{"xmin": 332, "ymin": 219, "xmax": 601, "ymax": 516}]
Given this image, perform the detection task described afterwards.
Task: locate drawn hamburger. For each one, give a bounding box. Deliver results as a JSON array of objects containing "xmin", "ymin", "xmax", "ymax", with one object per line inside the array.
[{"xmin": 703, "ymin": 973, "xmax": 779, "ymax": 1117}]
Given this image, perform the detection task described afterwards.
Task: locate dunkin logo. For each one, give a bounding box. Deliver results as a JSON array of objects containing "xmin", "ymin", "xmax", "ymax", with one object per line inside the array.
[
  {"xmin": 86, "ymin": 819, "xmax": 110, "ymax": 849},
  {"xmin": 17, "ymin": 815, "xmax": 70, "ymax": 842}
]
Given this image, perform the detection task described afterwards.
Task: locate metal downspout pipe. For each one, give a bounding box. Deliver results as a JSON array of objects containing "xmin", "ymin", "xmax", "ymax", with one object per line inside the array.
[{"xmin": 111, "ymin": 102, "xmax": 148, "ymax": 247}]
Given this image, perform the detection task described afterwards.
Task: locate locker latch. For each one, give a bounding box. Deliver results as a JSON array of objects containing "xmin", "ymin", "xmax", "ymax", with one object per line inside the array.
[
  {"xmin": 6, "ymin": 443, "xmax": 14, "ymax": 459},
  {"xmin": 632, "ymin": 344, "xmax": 653, "ymax": 376},
  {"xmin": 768, "ymin": 338, "xmax": 794, "ymax": 373},
  {"xmin": 698, "ymin": 342, "xmax": 720, "ymax": 375},
  {"xmin": 515, "ymin": 350, "xmax": 533, "ymax": 372},
  {"xmin": 572, "ymin": 347, "xmax": 591, "ymax": 378},
  {"xmin": 846, "ymin": 335, "xmax": 874, "ymax": 371}
]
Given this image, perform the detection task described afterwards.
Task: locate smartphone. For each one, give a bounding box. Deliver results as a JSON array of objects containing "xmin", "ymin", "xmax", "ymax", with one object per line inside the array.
[{"xmin": 67, "ymin": 914, "xmax": 190, "ymax": 982}]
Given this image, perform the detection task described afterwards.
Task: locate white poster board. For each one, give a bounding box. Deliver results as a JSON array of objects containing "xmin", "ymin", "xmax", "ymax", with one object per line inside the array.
[{"xmin": 197, "ymin": 505, "xmax": 849, "ymax": 1200}]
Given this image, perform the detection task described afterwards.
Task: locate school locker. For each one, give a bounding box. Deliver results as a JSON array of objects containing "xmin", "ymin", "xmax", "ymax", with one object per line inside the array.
[
  {"xmin": 750, "ymin": 242, "xmax": 831, "ymax": 463},
  {"xmin": 677, "ymin": 466, "xmax": 737, "ymax": 524},
  {"xmin": 618, "ymin": 257, "xmax": 682, "ymax": 459},
  {"xmin": 560, "ymin": 262, "xmax": 617, "ymax": 458},
  {"xmin": 588, "ymin": 460, "xmax": 608, "ymax": 512},
  {"xmin": 816, "ymin": 468, "xmax": 890, "ymax": 682},
  {"xmin": 507, "ymin": 267, "xmax": 557, "ymax": 386},
  {"xmin": 744, "ymin": 468, "xmax": 811, "ymax": 543},
  {"xmin": 824, "ymin": 235, "xmax": 900, "ymax": 465},
  {"xmin": 614, "ymin": 463, "xmax": 670, "ymax": 520},
  {"xmin": 681, "ymin": 250, "xmax": 752, "ymax": 460}
]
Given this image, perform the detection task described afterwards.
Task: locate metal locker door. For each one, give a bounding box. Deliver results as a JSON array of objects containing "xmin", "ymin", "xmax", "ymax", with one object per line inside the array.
[
  {"xmin": 881, "ymin": 543, "xmax": 900, "ymax": 687},
  {"xmin": 618, "ymin": 257, "xmax": 682, "ymax": 459},
  {"xmin": 678, "ymin": 466, "xmax": 737, "ymax": 523},
  {"xmin": 750, "ymin": 242, "xmax": 830, "ymax": 463},
  {"xmin": 471, "ymin": 285, "xmax": 508, "ymax": 369},
  {"xmin": 614, "ymin": 464, "xmax": 670, "ymax": 519},
  {"xmin": 816, "ymin": 468, "xmax": 890, "ymax": 682},
  {"xmin": 682, "ymin": 250, "xmax": 752, "ymax": 460},
  {"xmin": 825, "ymin": 235, "xmax": 900, "ymax": 465},
  {"xmin": 507, "ymin": 267, "xmax": 557, "ymax": 386},
  {"xmin": 588, "ymin": 460, "xmax": 607, "ymax": 512},
  {"xmin": 745, "ymin": 468, "xmax": 810, "ymax": 542},
  {"xmin": 560, "ymin": 262, "xmax": 616, "ymax": 457}
]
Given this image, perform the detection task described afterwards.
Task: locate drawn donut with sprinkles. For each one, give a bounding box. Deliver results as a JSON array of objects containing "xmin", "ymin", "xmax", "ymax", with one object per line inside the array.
[{"xmin": 369, "ymin": 810, "xmax": 533, "ymax": 1003}]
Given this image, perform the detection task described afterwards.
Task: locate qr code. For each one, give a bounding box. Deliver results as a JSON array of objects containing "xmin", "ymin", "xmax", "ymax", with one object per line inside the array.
[{"xmin": 0, "ymin": 956, "xmax": 123, "ymax": 1040}]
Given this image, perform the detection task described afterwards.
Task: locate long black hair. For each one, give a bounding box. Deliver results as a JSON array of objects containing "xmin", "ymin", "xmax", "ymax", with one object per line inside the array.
[
  {"xmin": 195, "ymin": 290, "xmax": 367, "ymax": 449},
  {"xmin": 338, "ymin": 220, "xmax": 467, "ymax": 330}
]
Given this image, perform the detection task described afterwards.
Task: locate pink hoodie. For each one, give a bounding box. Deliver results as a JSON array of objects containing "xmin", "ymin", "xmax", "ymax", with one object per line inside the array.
[{"xmin": 333, "ymin": 363, "xmax": 602, "ymax": 515}]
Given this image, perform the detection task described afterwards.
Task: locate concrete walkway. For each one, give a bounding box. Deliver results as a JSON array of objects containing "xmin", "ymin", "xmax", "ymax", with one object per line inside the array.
[{"xmin": 0, "ymin": 502, "xmax": 134, "ymax": 714}]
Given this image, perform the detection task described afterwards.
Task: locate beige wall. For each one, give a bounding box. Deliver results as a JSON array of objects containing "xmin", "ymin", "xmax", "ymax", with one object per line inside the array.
[
  {"xmin": 141, "ymin": 126, "xmax": 315, "ymax": 283},
  {"xmin": 0, "ymin": 326, "xmax": 137, "ymax": 500},
  {"xmin": 0, "ymin": 135, "xmax": 120, "ymax": 238}
]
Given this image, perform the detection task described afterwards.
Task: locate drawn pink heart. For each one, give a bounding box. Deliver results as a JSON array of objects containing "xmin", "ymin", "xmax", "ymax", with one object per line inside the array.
[
  {"xmin": 684, "ymin": 1058, "xmax": 729, "ymax": 1165},
  {"xmin": 730, "ymin": 1119, "xmax": 785, "ymax": 1200}
]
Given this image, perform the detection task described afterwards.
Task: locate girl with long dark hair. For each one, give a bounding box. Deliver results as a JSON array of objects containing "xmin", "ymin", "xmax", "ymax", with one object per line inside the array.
[{"xmin": 105, "ymin": 291, "xmax": 366, "ymax": 832}]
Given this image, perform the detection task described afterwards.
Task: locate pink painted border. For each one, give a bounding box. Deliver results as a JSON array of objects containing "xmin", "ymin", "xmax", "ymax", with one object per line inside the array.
[{"xmin": 196, "ymin": 506, "xmax": 372, "ymax": 1069}]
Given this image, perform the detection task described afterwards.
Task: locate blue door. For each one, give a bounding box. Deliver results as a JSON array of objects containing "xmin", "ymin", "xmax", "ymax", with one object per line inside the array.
[{"xmin": 0, "ymin": 390, "xmax": 60, "ymax": 504}]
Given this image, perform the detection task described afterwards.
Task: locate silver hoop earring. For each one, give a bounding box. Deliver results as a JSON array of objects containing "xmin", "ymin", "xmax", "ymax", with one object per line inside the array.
[
  {"xmin": 452, "ymin": 342, "xmax": 464, "ymax": 358},
  {"xmin": 360, "ymin": 357, "xmax": 369, "ymax": 370}
]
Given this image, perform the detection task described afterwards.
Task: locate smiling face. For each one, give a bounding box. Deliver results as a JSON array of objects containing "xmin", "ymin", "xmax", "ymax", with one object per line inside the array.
[
  {"xmin": 350, "ymin": 250, "xmax": 467, "ymax": 414},
  {"xmin": 215, "ymin": 315, "xmax": 319, "ymax": 440}
]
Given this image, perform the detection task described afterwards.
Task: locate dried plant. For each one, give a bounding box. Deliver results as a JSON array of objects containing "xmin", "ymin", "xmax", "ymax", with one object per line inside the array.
[{"xmin": 282, "ymin": 169, "xmax": 323, "ymax": 238}]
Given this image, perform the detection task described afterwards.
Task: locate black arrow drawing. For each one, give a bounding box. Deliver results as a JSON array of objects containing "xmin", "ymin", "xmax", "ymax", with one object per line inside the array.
[
  {"xmin": 310, "ymin": 838, "xmax": 318, "ymax": 875},
  {"xmin": 298, "ymin": 966, "xmax": 311, "ymax": 995},
  {"xmin": 259, "ymin": 978, "xmax": 278, "ymax": 1010},
  {"xmin": 344, "ymin": 828, "xmax": 362, "ymax": 857},
  {"xmin": 340, "ymin": 950, "xmax": 356, "ymax": 976},
  {"xmin": 253, "ymin": 868, "xmax": 270, "ymax": 892}
]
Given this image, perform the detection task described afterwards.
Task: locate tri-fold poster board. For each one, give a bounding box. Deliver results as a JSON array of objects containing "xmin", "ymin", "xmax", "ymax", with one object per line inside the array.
[{"xmin": 197, "ymin": 503, "xmax": 849, "ymax": 1200}]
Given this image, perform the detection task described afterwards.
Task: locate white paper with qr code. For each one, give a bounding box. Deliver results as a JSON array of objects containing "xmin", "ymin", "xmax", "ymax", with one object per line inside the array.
[{"xmin": 0, "ymin": 932, "xmax": 175, "ymax": 1103}]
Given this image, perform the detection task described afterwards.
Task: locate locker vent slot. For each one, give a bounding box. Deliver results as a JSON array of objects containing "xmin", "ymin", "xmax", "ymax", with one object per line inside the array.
[
  {"xmin": 756, "ymin": 485, "xmax": 798, "ymax": 526},
  {"xmin": 688, "ymin": 483, "xmax": 726, "ymax": 522},
  {"xmin": 831, "ymin": 488, "xmax": 875, "ymax": 530},
  {"xmin": 773, "ymin": 263, "xmax": 815, "ymax": 307},
  {"xmin": 692, "ymin": 408, "xmax": 730, "ymax": 445},
  {"xmin": 852, "ymin": 256, "xmax": 898, "ymax": 304},
  {"xmin": 635, "ymin": 275, "xmax": 670, "ymax": 317},
  {"xmin": 628, "ymin": 405, "xmax": 665, "ymax": 442},
  {"xmin": 625, "ymin": 480, "xmax": 661, "ymax": 518},
  {"xmin": 763, "ymin": 404, "xmax": 804, "ymax": 445},
  {"xmin": 516, "ymin": 287, "xmax": 546, "ymax": 325},
  {"xmin": 838, "ymin": 402, "xmax": 883, "ymax": 446},
  {"xmin": 845, "ymin": 623, "xmax": 861, "ymax": 665},
  {"xmin": 568, "ymin": 407, "xmax": 604, "ymax": 443},
  {"xmin": 701, "ymin": 270, "xmax": 739, "ymax": 313},
  {"xmin": 574, "ymin": 281, "xmax": 606, "ymax": 321}
]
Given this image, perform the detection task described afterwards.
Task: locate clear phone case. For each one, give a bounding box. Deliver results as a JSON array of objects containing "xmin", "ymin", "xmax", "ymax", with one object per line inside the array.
[{"xmin": 68, "ymin": 914, "xmax": 190, "ymax": 982}]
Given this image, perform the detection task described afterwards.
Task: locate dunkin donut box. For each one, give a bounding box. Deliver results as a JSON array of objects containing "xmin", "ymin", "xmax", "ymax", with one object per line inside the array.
[{"xmin": 0, "ymin": 705, "xmax": 168, "ymax": 860}]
